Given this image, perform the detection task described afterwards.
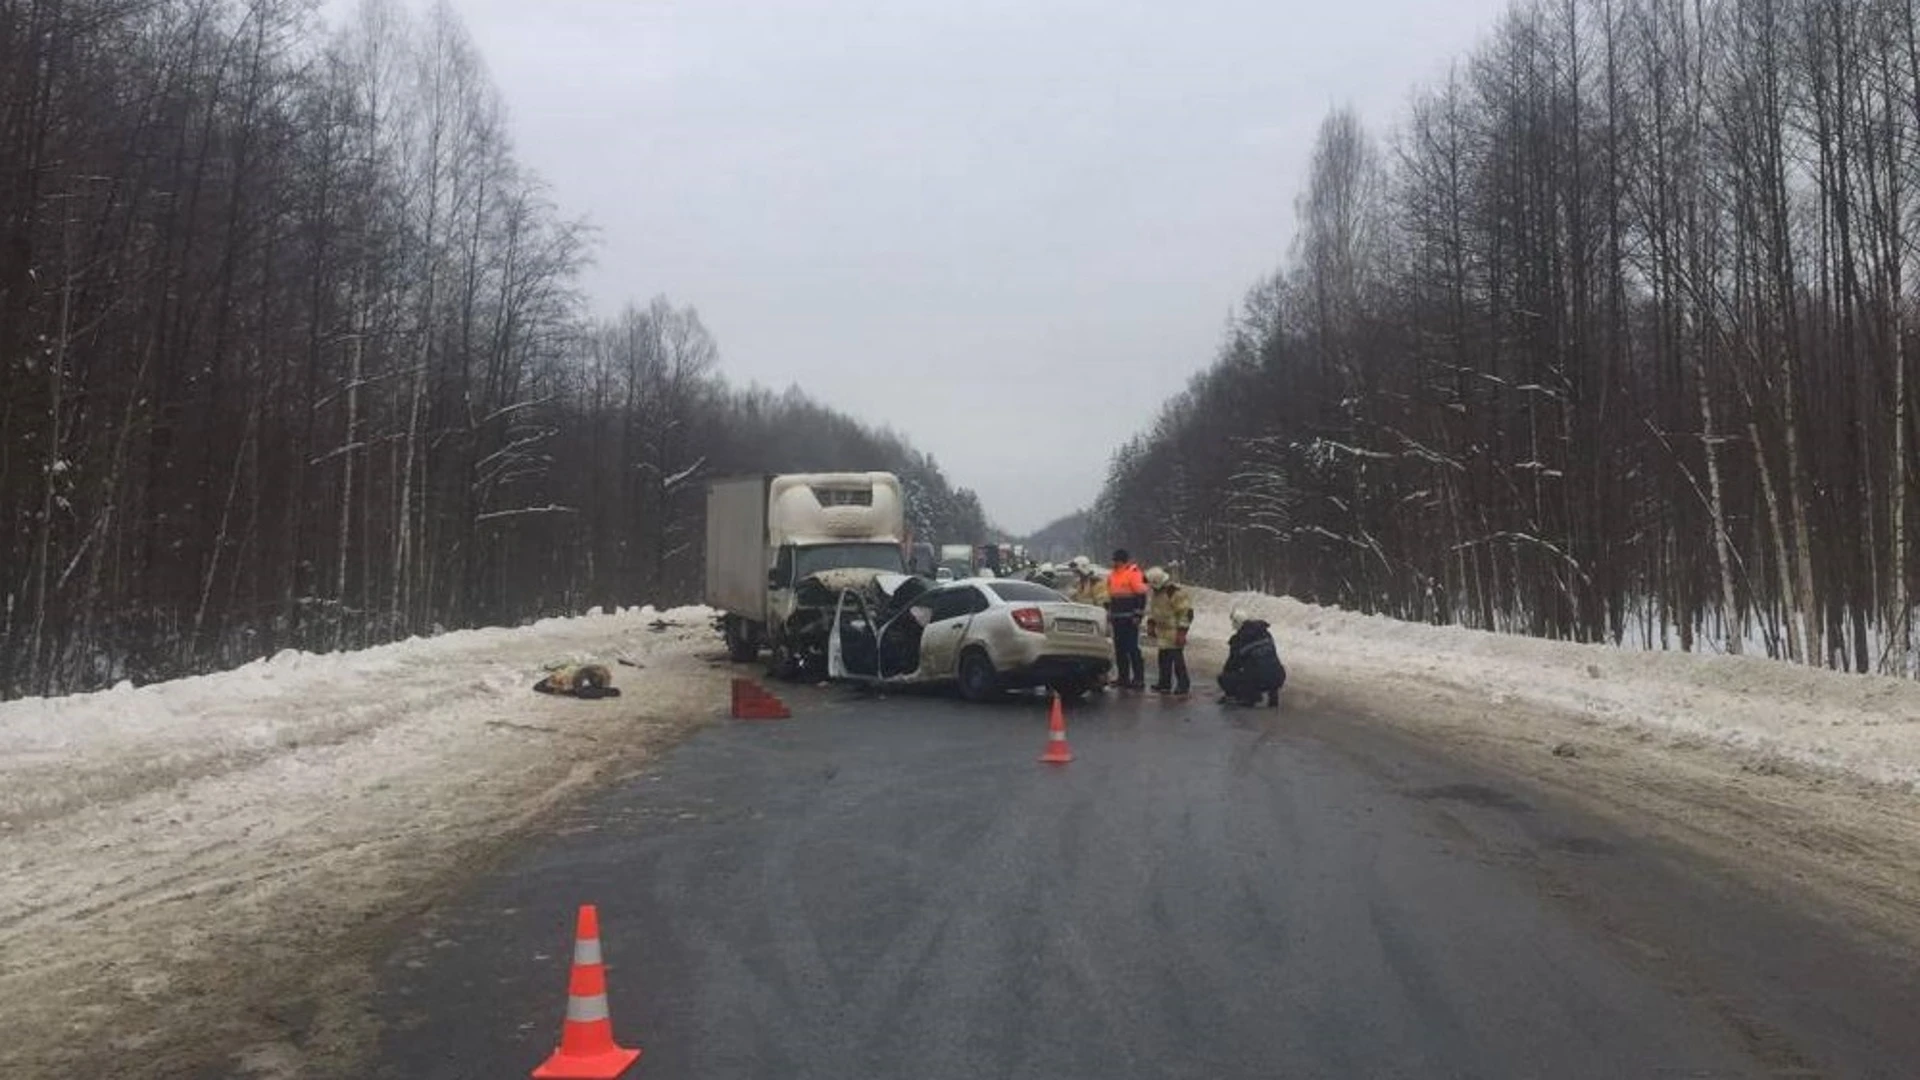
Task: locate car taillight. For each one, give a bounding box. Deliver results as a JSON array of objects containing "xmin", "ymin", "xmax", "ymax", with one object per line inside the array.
[{"xmin": 1011, "ymin": 607, "xmax": 1045, "ymax": 633}]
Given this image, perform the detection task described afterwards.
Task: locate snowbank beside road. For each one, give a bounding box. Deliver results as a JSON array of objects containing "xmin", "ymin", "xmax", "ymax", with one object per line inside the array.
[
  {"xmin": 1, "ymin": 606, "xmax": 699, "ymax": 828},
  {"xmin": 1188, "ymin": 589, "xmax": 1920, "ymax": 791},
  {"xmin": 0, "ymin": 605, "xmax": 724, "ymax": 1079}
]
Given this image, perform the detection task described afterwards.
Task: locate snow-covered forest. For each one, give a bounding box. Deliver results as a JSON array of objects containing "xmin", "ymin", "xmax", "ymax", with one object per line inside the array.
[
  {"xmin": 0, "ymin": 0, "xmax": 987, "ymax": 698},
  {"xmin": 1093, "ymin": 0, "xmax": 1919, "ymax": 676}
]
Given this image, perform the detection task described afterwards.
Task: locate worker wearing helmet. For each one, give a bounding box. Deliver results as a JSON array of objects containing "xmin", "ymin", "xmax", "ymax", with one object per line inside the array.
[
  {"xmin": 1143, "ymin": 566, "xmax": 1193, "ymax": 695},
  {"xmin": 1105, "ymin": 548, "xmax": 1149, "ymax": 691},
  {"xmin": 1068, "ymin": 559, "xmax": 1108, "ymax": 608},
  {"xmin": 1219, "ymin": 606, "xmax": 1285, "ymax": 707}
]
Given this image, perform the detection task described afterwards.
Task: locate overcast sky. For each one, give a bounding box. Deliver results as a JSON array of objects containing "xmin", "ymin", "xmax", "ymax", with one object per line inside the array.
[{"xmin": 381, "ymin": 0, "xmax": 1514, "ymax": 534}]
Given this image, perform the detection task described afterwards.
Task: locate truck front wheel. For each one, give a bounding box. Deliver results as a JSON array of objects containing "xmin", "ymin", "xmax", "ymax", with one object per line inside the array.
[
  {"xmin": 768, "ymin": 642, "xmax": 804, "ymax": 682},
  {"xmin": 723, "ymin": 616, "xmax": 759, "ymax": 662}
]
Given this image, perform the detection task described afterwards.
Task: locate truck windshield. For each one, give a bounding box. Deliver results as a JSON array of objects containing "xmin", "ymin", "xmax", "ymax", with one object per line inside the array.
[{"xmin": 793, "ymin": 543, "xmax": 906, "ymax": 578}]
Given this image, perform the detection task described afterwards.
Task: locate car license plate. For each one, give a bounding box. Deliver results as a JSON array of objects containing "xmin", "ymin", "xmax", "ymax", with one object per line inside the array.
[{"xmin": 1054, "ymin": 618, "xmax": 1097, "ymax": 635}]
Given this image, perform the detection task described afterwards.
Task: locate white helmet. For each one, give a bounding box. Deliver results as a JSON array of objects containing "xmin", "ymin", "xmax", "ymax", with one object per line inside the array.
[
  {"xmin": 1229, "ymin": 606, "xmax": 1249, "ymax": 630},
  {"xmin": 1144, "ymin": 566, "xmax": 1170, "ymax": 588}
]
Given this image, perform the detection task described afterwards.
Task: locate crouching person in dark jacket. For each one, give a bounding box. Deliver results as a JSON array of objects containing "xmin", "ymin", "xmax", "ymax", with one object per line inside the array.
[{"xmin": 1219, "ymin": 608, "xmax": 1285, "ymax": 707}]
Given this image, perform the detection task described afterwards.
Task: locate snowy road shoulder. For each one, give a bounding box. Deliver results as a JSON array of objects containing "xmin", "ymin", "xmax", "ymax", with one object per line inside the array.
[
  {"xmin": 1190, "ymin": 589, "xmax": 1920, "ymax": 791},
  {"xmin": 0, "ymin": 605, "xmax": 727, "ymax": 1080}
]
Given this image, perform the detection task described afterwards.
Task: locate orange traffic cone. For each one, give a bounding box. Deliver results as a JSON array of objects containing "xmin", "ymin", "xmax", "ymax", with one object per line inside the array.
[
  {"xmin": 532, "ymin": 905, "xmax": 642, "ymax": 1079},
  {"xmin": 1039, "ymin": 693, "xmax": 1073, "ymax": 764},
  {"xmin": 753, "ymin": 683, "xmax": 792, "ymax": 720}
]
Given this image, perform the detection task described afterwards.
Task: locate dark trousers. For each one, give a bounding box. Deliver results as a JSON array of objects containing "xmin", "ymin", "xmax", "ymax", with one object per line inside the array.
[
  {"xmin": 1154, "ymin": 648, "xmax": 1189, "ymax": 692},
  {"xmin": 1112, "ymin": 618, "xmax": 1145, "ymax": 688},
  {"xmin": 1219, "ymin": 667, "xmax": 1284, "ymax": 706}
]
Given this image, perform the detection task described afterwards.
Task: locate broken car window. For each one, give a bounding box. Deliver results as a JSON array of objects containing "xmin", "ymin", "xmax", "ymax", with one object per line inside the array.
[{"xmin": 925, "ymin": 588, "xmax": 987, "ymax": 623}]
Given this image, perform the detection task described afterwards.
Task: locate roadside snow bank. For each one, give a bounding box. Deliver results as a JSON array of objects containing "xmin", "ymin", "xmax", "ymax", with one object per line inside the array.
[
  {"xmin": 1190, "ymin": 589, "xmax": 1920, "ymax": 791},
  {"xmin": 0, "ymin": 605, "xmax": 704, "ymax": 827},
  {"xmin": 0, "ymin": 604, "xmax": 725, "ymax": 1079}
]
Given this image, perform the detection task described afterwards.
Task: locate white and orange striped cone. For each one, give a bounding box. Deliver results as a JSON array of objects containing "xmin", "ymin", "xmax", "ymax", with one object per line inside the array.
[
  {"xmin": 1039, "ymin": 692, "xmax": 1073, "ymax": 765},
  {"xmin": 531, "ymin": 905, "xmax": 642, "ymax": 1079}
]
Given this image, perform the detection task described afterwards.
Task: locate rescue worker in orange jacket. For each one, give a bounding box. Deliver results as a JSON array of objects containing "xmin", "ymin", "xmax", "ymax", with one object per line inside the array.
[{"xmin": 1105, "ymin": 548, "xmax": 1149, "ymax": 690}]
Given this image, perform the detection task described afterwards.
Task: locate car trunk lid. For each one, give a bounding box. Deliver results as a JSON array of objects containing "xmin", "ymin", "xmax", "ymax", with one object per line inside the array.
[{"xmin": 1039, "ymin": 602, "xmax": 1107, "ymax": 645}]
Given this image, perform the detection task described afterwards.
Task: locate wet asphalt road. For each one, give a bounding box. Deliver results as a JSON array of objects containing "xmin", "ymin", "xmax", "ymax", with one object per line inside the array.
[{"xmin": 365, "ymin": 682, "xmax": 1920, "ymax": 1080}]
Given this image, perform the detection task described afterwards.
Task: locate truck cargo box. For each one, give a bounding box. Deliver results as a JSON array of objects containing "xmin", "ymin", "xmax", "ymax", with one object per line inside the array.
[{"xmin": 705, "ymin": 475, "xmax": 772, "ymax": 620}]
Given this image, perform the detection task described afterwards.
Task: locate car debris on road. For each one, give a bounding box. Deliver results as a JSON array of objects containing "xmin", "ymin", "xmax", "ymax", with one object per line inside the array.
[{"xmin": 533, "ymin": 662, "xmax": 622, "ymax": 699}]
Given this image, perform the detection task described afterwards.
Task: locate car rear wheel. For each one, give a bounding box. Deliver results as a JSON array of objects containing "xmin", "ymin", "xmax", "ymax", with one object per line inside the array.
[{"xmin": 957, "ymin": 648, "xmax": 1000, "ymax": 702}]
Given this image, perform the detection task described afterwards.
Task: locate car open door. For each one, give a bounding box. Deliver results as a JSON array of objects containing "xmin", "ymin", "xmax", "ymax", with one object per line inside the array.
[
  {"xmin": 827, "ymin": 588, "xmax": 880, "ymax": 682},
  {"xmin": 830, "ymin": 574, "xmax": 954, "ymax": 685}
]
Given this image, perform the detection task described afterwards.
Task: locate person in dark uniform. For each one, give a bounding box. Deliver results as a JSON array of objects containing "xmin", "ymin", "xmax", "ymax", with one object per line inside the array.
[{"xmin": 1218, "ymin": 608, "xmax": 1285, "ymax": 707}]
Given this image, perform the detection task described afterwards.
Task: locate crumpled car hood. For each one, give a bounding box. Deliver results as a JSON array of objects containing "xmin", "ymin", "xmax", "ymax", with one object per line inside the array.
[
  {"xmin": 796, "ymin": 570, "xmax": 937, "ymax": 622},
  {"xmin": 802, "ymin": 568, "xmax": 904, "ymax": 593},
  {"xmin": 793, "ymin": 567, "xmax": 905, "ymax": 612}
]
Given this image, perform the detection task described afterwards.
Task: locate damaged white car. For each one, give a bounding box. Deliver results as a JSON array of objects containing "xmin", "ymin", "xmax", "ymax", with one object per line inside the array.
[{"xmin": 827, "ymin": 575, "xmax": 1113, "ymax": 701}]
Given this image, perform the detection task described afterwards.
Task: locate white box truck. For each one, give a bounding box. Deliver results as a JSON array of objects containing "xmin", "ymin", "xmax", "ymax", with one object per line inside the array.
[
  {"xmin": 706, "ymin": 472, "xmax": 907, "ymax": 677},
  {"xmin": 936, "ymin": 543, "xmax": 975, "ymax": 580}
]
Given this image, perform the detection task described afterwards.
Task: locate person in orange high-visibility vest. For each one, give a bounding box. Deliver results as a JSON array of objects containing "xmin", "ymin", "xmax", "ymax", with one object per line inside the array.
[{"xmin": 1105, "ymin": 549, "xmax": 1149, "ymax": 690}]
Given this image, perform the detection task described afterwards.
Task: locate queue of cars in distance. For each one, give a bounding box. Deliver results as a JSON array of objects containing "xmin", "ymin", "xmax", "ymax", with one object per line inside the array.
[{"xmin": 827, "ymin": 575, "xmax": 1113, "ymax": 701}]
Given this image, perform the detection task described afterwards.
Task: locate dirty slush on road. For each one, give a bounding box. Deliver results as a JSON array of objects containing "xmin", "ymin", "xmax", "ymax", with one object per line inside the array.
[{"xmin": 0, "ymin": 609, "xmax": 725, "ymax": 1080}]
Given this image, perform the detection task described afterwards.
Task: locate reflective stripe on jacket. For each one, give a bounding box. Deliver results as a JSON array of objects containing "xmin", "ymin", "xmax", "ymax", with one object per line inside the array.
[
  {"xmin": 1223, "ymin": 621, "xmax": 1284, "ymax": 687},
  {"xmin": 1145, "ymin": 585, "xmax": 1193, "ymax": 648},
  {"xmin": 1071, "ymin": 579, "xmax": 1109, "ymax": 607}
]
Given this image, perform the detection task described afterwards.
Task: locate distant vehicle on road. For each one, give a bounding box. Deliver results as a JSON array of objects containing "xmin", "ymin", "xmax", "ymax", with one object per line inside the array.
[
  {"xmin": 938, "ymin": 543, "xmax": 975, "ymax": 578},
  {"xmin": 826, "ymin": 576, "xmax": 1111, "ymax": 701},
  {"xmin": 977, "ymin": 543, "xmax": 1002, "ymax": 576},
  {"xmin": 907, "ymin": 540, "xmax": 937, "ymax": 576}
]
